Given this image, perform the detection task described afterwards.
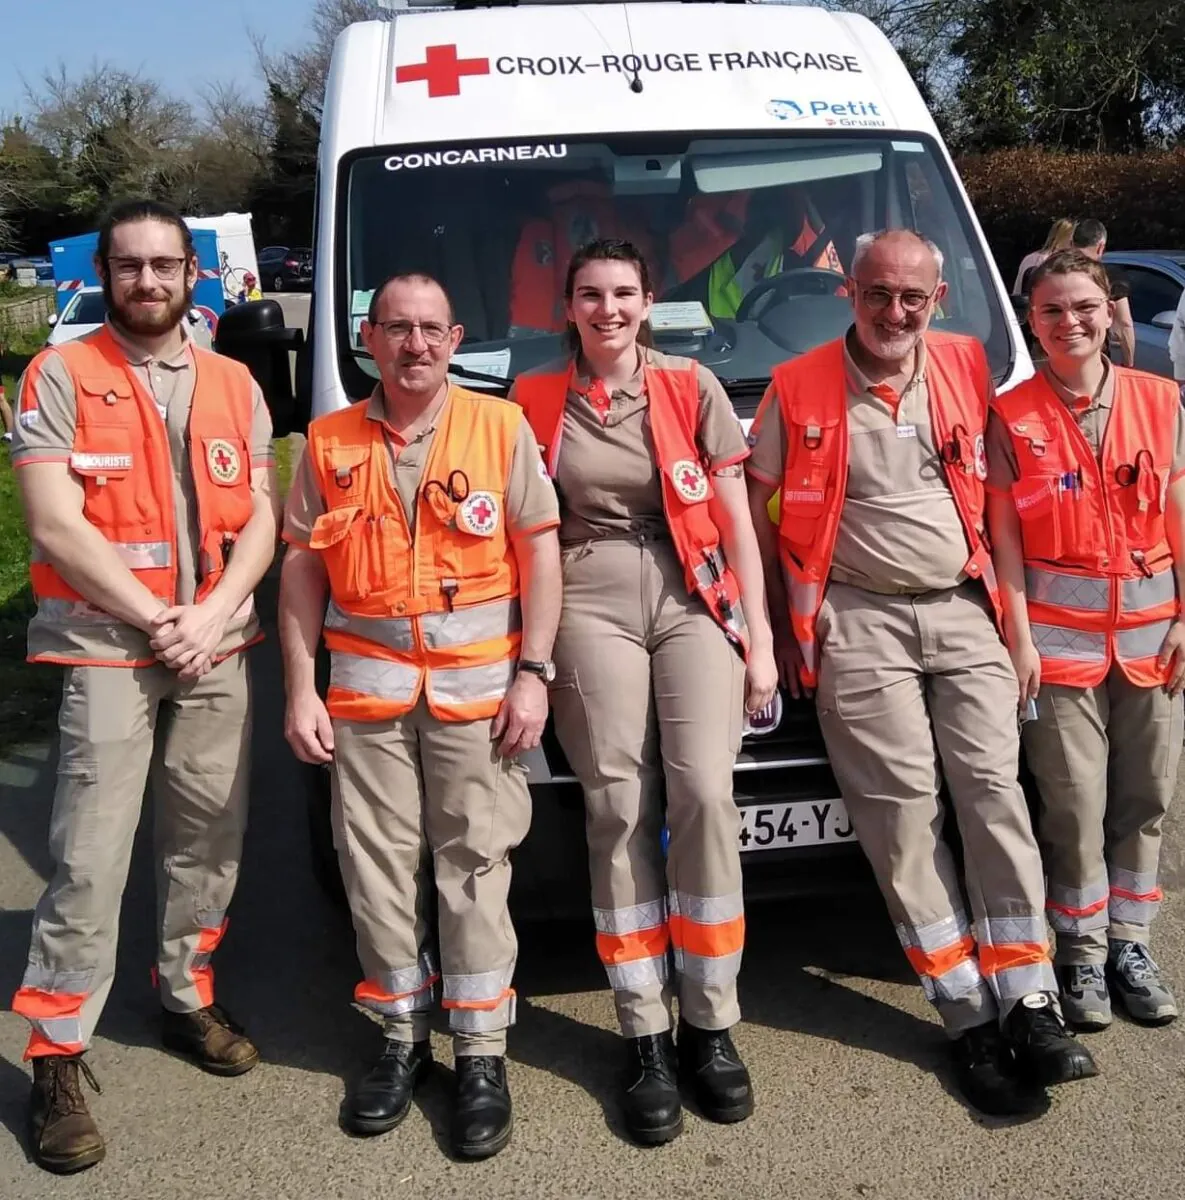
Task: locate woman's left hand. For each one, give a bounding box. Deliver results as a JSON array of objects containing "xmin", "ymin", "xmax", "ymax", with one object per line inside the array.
[{"xmin": 744, "ymin": 643, "xmax": 779, "ymax": 715}]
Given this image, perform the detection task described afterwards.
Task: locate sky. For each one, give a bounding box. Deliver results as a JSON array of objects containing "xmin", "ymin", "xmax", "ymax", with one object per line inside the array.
[{"xmin": 1, "ymin": 0, "xmax": 321, "ymax": 118}]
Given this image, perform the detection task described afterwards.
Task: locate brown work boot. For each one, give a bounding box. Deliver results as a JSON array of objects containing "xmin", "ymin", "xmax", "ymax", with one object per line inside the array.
[
  {"xmin": 29, "ymin": 1055, "xmax": 105, "ymax": 1175},
  {"xmin": 161, "ymin": 1004, "xmax": 260, "ymax": 1076}
]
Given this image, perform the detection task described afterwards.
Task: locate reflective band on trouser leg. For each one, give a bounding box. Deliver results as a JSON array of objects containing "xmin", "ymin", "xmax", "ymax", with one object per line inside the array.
[
  {"xmin": 355, "ymin": 951, "xmax": 441, "ymax": 1018},
  {"xmin": 1030, "ymin": 625, "xmax": 1108, "ymax": 663},
  {"xmin": 1046, "ymin": 878, "xmax": 1111, "ymax": 935},
  {"xmin": 668, "ymin": 890, "xmax": 745, "ymax": 991},
  {"xmin": 975, "ymin": 915, "xmax": 1056, "ymax": 1004},
  {"xmin": 594, "ymin": 900, "xmax": 672, "ymax": 993},
  {"xmin": 188, "ymin": 916, "xmax": 228, "ymax": 1008},
  {"xmin": 442, "ymin": 964, "xmax": 517, "ymax": 1032},
  {"xmin": 1024, "ymin": 567, "xmax": 1109, "ymax": 611},
  {"xmin": 1116, "ymin": 620, "xmax": 1175, "ymax": 663},
  {"xmin": 12, "ymin": 988, "xmax": 86, "ymax": 1059},
  {"xmin": 1108, "ymin": 865, "xmax": 1163, "ymax": 934},
  {"xmin": 896, "ymin": 914, "xmax": 993, "ymax": 1011},
  {"xmin": 1121, "ymin": 569, "xmax": 1177, "ymax": 613}
]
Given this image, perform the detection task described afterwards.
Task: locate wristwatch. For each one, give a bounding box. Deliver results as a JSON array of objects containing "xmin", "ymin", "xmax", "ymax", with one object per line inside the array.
[{"xmin": 517, "ymin": 659, "xmax": 556, "ymax": 684}]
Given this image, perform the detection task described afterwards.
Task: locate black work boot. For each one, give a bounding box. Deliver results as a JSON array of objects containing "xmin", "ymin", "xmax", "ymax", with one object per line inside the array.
[
  {"xmin": 344, "ymin": 1039, "xmax": 432, "ymax": 1136},
  {"xmin": 1004, "ymin": 993, "xmax": 1098, "ymax": 1087},
  {"xmin": 621, "ymin": 1032, "xmax": 683, "ymax": 1145},
  {"xmin": 28, "ymin": 1055, "xmax": 105, "ymax": 1175},
  {"xmin": 161, "ymin": 1004, "xmax": 259, "ymax": 1077},
  {"xmin": 677, "ymin": 1018, "xmax": 754, "ymax": 1123},
  {"xmin": 949, "ymin": 1021, "xmax": 1047, "ymax": 1117},
  {"xmin": 451, "ymin": 1055, "xmax": 513, "ymax": 1160}
]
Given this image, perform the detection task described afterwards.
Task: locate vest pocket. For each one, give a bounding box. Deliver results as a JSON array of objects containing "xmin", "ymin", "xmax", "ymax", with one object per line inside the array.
[
  {"xmin": 1011, "ymin": 476, "xmax": 1062, "ymax": 560},
  {"xmin": 309, "ymin": 505, "xmax": 371, "ymax": 602}
]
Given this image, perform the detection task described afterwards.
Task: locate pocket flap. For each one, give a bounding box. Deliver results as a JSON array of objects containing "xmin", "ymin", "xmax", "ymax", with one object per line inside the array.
[
  {"xmin": 309, "ymin": 505, "xmax": 363, "ymax": 550},
  {"xmin": 77, "ymin": 375, "xmax": 134, "ymax": 402},
  {"xmin": 787, "ymin": 409, "xmax": 842, "ymax": 432},
  {"xmin": 325, "ymin": 446, "xmax": 371, "ymax": 471}
]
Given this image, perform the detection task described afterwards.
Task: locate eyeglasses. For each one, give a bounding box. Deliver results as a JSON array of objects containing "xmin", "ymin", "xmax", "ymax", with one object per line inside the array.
[
  {"xmin": 376, "ymin": 319, "xmax": 454, "ymax": 346},
  {"xmin": 106, "ymin": 256, "xmax": 189, "ymax": 281},
  {"xmin": 858, "ymin": 286, "xmax": 939, "ymax": 313}
]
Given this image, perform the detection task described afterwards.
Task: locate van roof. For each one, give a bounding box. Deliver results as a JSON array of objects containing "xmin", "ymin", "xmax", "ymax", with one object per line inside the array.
[{"xmin": 321, "ymin": 2, "xmax": 935, "ymax": 159}]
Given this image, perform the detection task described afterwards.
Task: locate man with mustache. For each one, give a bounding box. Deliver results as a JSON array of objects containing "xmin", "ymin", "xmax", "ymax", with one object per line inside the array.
[
  {"xmin": 279, "ymin": 273, "xmax": 561, "ymax": 1158},
  {"xmin": 745, "ymin": 229, "xmax": 1095, "ymax": 1117},
  {"xmin": 10, "ymin": 199, "xmax": 278, "ymax": 1174}
]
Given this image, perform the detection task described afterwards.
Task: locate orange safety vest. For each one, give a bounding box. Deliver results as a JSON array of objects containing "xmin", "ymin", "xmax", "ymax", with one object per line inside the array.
[
  {"xmin": 994, "ymin": 369, "xmax": 1181, "ymax": 688},
  {"xmin": 768, "ymin": 331, "xmax": 999, "ymax": 687},
  {"xmin": 513, "ymin": 361, "xmax": 749, "ymax": 653},
  {"xmin": 305, "ymin": 387, "xmax": 523, "ymax": 722},
  {"xmin": 508, "ymin": 181, "xmax": 660, "ymax": 332},
  {"xmin": 26, "ymin": 325, "xmax": 257, "ymax": 667}
]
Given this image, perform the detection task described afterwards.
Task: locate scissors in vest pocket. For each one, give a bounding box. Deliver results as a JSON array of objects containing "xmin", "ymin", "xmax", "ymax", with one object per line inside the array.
[
  {"xmin": 423, "ymin": 469, "xmax": 471, "ymax": 523},
  {"xmin": 1115, "ymin": 449, "xmax": 1158, "ymax": 513},
  {"xmin": 939, "ymin": 423, "xmax": 976, "ymax": 474}
]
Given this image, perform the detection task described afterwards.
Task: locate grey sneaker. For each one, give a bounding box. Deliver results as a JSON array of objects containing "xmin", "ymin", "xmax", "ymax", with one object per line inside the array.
[
  {"xmin": 1057, "ymin": 964, "xmax": 1112, "ymax": 1031},
  {"xmin": 1107, "ymin": 940, "xmax": 1178, "ymax": 1026}
]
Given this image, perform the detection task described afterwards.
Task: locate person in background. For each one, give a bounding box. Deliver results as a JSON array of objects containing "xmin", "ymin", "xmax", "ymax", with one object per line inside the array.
[
  {"xmin": 1168, "ymin": 284, "xmax": 1185, "ymax": 405},
  {"xmin": 986, "ymin": 249, "xmax": 1184, "ymax": 1034},
  {"xmin": 0, "ymin": 381, "xmax": 14, "ymax": 442},
  {"xmin": 1072, "ymin": 219, "xmax": 1136, "ymax": 367},
  {"xmin": 1014, "ymin": 218, "xmax": 1077, "ymax": 296},
  {"xmin": 512, "ymin": 238, "xmax": 777, "ymax": 1146},
  {"xmin": 236, "ymin": 272, "xmax": 263, "ymax": 305}
]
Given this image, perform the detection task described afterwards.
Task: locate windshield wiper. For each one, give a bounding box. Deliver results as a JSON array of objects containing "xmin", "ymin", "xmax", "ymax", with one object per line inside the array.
[{"xmin": 352, "ymin": 346, "xmax": 511, "ymax": 392}]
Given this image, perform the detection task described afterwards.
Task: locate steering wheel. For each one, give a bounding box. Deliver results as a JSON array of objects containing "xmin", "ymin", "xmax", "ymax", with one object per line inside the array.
[{"xmin": 734, "ymin": 267, "xmax": 848, "ymax": 323}]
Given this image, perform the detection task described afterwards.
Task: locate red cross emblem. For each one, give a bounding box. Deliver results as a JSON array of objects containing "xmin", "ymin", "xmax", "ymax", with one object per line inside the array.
[
  {"xmin": 680, "ymin": 468, "xmax": 699, "ymax": 491},
  {"xmin": 471, "ymin": 499, "xmax": 493, "ymax": 525},
  {"xmin": 214, "ymin": 447, "xmax": 233, "ymax": 473},
  {"xmin": 671, "ymin": 459, "xmax": 708, "ymax": 503},
  {"xmin": 458, "ymin": 490, "xmax": 499, "ymax": 537},
  {"xmin": 207, "ymin": 438, "xmax": 240, "ymax": 484},
  {"xmin": 395, "ymin": 44, "xmax": 491, "ymax": 98}
]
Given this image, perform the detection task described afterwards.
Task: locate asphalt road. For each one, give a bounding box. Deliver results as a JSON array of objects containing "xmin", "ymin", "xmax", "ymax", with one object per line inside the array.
[{"xmin": 3, "ymin": 296, "xmax": 1185, "ymax": 1196}]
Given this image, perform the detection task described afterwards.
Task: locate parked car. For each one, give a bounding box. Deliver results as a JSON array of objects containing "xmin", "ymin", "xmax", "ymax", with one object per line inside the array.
[
  {"xmin": 45, "ymin": 286, "xmax": 106, "ymax": 346},
  {"xmin": 256, "ymin": 245, "xmax": 313, "ymax": 292},
  {"xmin": 1102, "ymin": 251, "xmax": 1185, "ymax": 378}
]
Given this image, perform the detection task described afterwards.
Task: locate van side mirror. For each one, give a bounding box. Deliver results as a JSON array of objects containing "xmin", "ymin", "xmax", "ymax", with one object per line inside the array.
[
  {"xmin": 214, "ymin": 300, "xmax": 305, "ymax": 437},
  {"xmin": 47, "ymin": 312, "xmax": 58, "ymax": 327},
  {"xmin": 1151, "ymin": 310, "xmax": 1177, "ymax": 331},
  {"xmin": 1010, "ymin": 293, "xmax": 1031, "ymax": 324}
]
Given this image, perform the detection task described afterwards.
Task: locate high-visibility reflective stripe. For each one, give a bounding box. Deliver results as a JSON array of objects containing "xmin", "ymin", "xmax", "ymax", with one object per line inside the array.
[
  {"xmin": 442, "ymin": 965, "xmax": 514, "ymax": 1009},
  {"xmin": 992, "ymin": 961, "xmax": 1058, "ymax": 1003},
  {"xmin": 673, "ymin": 947, "xmax": 743, "ymax": 987},
  {"xmin": 692, "ymin": 548, "xmax": 728, "ymax": 591},
  {"xmin": 372, "ymin": 952, "xmax": 439, "ymax": 997},
  {"xmin": 903, "ymin": 935, "xmax": 976, "ymax": 980},
  {"xmin": 448, "ymin": 992, "xmax": 516, "ymax": 1032},
  {"xmin": 922, "ymin": 958, "xmax": 988, "ymax": 1005},
  {"xmin": 32, "ymin": 598, "xmax": 127, "ymax": 628},
  {"xmin": 1116, "ymin": 620, "xmax": 1173, "ymax": 661},
  {"xmin": 668, "ymin": 890, "xmax": 744, "ymax": 925},
  {"xmin": 325, "ymin": 597, "xmax": 522, "ymax": 654},
  {"xmin": 1024, "ymin": 566, "xmax": 1109, "ymax": 611},
  {"xmin": 113, "ymin": 541, "xmax": 172, "ymax": 569},
  {"xmin": 1122, "ymin": 569, "xmax": 1177, "ymax": 613},
  {"xmin": 788, "ymin": 578, "xmax": 819, "ymax": 616},
  {"xmin": 330, "ymin": 653, "xmax": 419, "ymax": 703},
  {"xmin": 596, "ymin": 925, "xmax": 671, "ymax": 966},
  {"xmin": 668, "ymin": 913, "xmax": 745, "ymax": 959},
  {"xmin": 975, "ymin": 915, "xmax": 1050, "ymax": 948},
  {"xmin": 593, "ymin": 899, "xmax": 667, "ymax": 935},
  {"xmin": 605, "ymin": 955, "xmax": 670, "ymax": 991},
  {"xmin": 355, "ymin": 977, "xmax": 437, "ymax": 1016},
  {"xmin": 896, "ymin": 913, "xmax": 970, "ymax": 955},
  {"xmin": 1109, "ymin": 864, "xmax": 1163, "ymax": 927},
  {"xmin": 428, "ymin": 659, "xmax": 514, "ymax": 706},
  {"xmin": 12, "ymin": 987, "xmax": 87, "ymax": 1057},
  {"xmin": 1047, "ymin": 879, "xmax": 1110, "ymax": 933},
  {"xmin": 189, "ymin": 919, "xmax": 227, "ymax": 1007},
  {"xmin": 978, "ymin": 942, "xmax": 1050, "ymax": 978},
  {"xmin": 1110, "ymin": 866, "xmax": 1160, "ymax": 894},
  {"xmin": 1031, "ymin": 624, "xmax": 1107, "ymax": 662}
]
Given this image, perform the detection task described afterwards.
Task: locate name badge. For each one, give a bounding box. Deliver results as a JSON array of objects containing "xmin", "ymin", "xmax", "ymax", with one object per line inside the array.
[{"xmin": 896, "ymin": 424, "xmax": 918, "ymax": 439}]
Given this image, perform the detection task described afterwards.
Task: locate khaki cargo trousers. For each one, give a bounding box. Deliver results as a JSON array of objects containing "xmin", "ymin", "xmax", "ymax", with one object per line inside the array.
[
  {"xmin": 816, "ymin": 581, "xmax": 1056, "ymax": 1036},
  {"xmin": 1023, "ymin": 667, "xmax": 1183, "ymax": 964},
  {"xmin": 331, "ymin": 698, "xmax": 532, "ymax": 1056},
  {"xmin": 551, "ymin": 537, "xmax": 746, "ymax": 1039},
  {"xmin": 14, "ymin": 654, "xmax": 252, "ymax": 1057}
]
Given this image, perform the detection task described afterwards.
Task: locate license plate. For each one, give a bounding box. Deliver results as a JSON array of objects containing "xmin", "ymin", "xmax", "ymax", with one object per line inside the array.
[{"xmin": 738, "ymin": 798, "xmax": 857, "ymax": 852}]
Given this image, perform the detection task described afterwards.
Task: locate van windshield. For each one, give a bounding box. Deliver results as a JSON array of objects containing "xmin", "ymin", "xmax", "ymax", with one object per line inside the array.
[{"xmin": 342, "ymin": 132, "xmax": 1011, "ymax": 402}]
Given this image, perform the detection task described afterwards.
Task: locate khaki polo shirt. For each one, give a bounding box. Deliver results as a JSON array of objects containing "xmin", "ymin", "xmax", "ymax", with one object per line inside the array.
[
  {"xmin": 13, "ymin": 321, "xmax": 274, "ymax": 663},
  {"xmin": 283, "ymin": 385, "xmax": 559, "ymax": 547},
  {"xmin": 510, "ymin": 347, "xmax": 748, "ymax": 547},
  {"xmin": 746, "ymin": 331, "xmax": 969, "ymax": 594},
  {"xmin": 985, "ymin": 361, "xmax": 1185, "ymax": 491}
]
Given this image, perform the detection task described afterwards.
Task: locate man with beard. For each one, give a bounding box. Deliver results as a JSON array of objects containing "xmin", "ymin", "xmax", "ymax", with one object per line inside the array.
[
  {"xmin": 10, "ymin": 198, "xmax": 278, "ymax": 1174},
  {"xmin": 745, "ymin": 229, "xmax": 1095, "ymax": 1117}
]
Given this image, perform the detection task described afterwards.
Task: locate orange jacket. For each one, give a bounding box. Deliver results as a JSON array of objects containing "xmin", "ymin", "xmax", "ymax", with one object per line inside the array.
[
  {"xmin": 27, "ymin": 325, "xmax": 256, "ymax": 667},
  {"xmin": 514, "ymin": 361, "xmax": 749, "ymax": 653},
  {"xmin": 767, "ymin": 332, "xmax": 999, "ymax": 687},
  {"xmin": 305, "ymin": 387, "xmax": 523, "ymax": 722},
  {"xmin": 994, "ymin": 368, "xmax": 1181, "ymax": 688},
  {"xmin": 509, "ymin": 181, "xmax": 659, "ymax": 332}
]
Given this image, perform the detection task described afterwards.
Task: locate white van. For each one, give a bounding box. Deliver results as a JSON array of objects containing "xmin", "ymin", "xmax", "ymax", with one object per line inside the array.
[{"xmin": 229, "ymin": 1, "xmax": 1032, "ymax": 910}]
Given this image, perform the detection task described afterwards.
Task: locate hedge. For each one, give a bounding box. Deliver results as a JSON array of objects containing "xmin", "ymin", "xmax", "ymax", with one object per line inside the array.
[{"xmin": 956, "ymin": 148, "xmax": 1185, "ymax": 285}]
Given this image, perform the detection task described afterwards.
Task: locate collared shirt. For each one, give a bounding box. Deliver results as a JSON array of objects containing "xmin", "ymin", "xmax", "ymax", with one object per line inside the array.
[
  {"xmin": 512, "ymin": 346, "xmax": 748, "ymax": 547},
  {"xmin": 283, "ymin": 384, "xmax": 559, "ymax": 546},
  {"xmin": 746, "ymin": 329, "xmax": 970, "ymax": 594}
]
